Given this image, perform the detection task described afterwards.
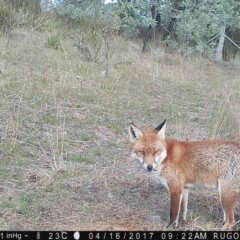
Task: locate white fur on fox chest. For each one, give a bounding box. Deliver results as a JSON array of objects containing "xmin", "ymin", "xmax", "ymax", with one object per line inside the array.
[{"xmin": 149, "ymin": 164, "xmax": 169, "ymax": 190}]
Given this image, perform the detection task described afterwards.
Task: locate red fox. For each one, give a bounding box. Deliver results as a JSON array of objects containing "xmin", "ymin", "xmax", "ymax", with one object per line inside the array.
[{"xmin": 128, "ymin": 119, "xmax": 240, "ymax": 230}]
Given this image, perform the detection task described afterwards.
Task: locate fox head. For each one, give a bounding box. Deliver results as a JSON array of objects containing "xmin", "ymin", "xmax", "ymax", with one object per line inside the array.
[{"xmin": 128, "ymin": 119, "xmax": 167, "ymax": 172}]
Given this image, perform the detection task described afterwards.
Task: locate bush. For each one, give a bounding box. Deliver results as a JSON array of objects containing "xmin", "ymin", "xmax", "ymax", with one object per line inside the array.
[
  {"xmin": 56, "ymin": 1, "xmax": 115, "ymax": 62},
  {"xmin": 5, "ymin": 0, "xmax": 42, "ymax": 15},
  {"xmin": 0, "ymin": 1, "xmax": 18, "ymax": 33}
]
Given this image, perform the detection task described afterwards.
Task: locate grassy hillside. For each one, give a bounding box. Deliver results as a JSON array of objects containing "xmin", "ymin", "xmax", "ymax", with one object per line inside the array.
[{"xmin": 0, "ymin": 21, "xmax": 240, "ymax": 230}]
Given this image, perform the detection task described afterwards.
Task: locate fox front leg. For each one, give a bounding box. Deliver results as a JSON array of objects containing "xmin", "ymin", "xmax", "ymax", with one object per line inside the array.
[
  {"xmin": 168, "ymin": 190, "xmax": 183, "ymax": 228},
  {"xmin": 179, "ymin": 188, "xmax": 189, "ymax": 224}
]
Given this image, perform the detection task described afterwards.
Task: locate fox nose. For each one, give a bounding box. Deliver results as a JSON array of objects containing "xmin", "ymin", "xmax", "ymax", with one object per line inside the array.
[{"xmin": 147, "ymin": 165, "xmax": 153, "ymax": 171}]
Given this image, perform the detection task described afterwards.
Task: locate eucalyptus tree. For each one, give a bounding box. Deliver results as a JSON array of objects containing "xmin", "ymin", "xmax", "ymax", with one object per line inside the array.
[{"xmin": 163, "ymin": 0, "xmax": 240, "ymax": 59}]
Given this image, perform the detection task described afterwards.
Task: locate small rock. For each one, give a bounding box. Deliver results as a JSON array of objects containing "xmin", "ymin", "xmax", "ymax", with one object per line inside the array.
[{"xmin": 145, "ymin": 215, "xmax": 162, "ymax": 223}]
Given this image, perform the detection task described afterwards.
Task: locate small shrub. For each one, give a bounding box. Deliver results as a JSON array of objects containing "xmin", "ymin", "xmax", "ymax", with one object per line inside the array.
[
  {"xmin": 0, "ymin": 1, "xmax": 17, "ymax": 33},
  {"xmin": 73, "ymin": 26, "xmax": 103, "ymax": 62}
]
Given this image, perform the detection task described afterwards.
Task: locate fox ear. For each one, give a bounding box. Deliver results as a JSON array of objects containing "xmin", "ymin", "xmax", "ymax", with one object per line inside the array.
[
  {"xmin": 128, "ymin": 123, "xmax": 143, "ymax": 143},
  {"xmin": 155, "ymin": 119, "xmax": 166, "ymax": 139}
]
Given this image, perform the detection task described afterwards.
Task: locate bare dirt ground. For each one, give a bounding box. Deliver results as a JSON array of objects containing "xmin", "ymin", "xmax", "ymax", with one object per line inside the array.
[{"xmin": 0, "ymin": 28, "xmax": 240, "ymax": 231}]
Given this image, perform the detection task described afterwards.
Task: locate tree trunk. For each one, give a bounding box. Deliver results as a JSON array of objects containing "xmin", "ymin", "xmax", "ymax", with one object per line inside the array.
[
  {"xmin": 215, "ymin": 25, "xmax": 226, "ymax": 61},
  {"xmin": 141, "ymin": 25, "xmax": 153, "ymax": 54}
]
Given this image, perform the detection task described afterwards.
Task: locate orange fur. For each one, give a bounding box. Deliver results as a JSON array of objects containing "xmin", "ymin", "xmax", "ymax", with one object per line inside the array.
[{"xmin": 128, "ymin": 120, "xmax": 240, "ymax": 230}]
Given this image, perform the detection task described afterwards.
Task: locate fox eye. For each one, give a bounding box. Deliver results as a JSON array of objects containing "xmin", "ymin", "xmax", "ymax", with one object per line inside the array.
[
  {"xmin": 153, "ymin": 150, "xmax": 159, "ymax": 155},
  {"xmin": 139, "ymin": 150, "xmax": 145, "ymax": 155}
]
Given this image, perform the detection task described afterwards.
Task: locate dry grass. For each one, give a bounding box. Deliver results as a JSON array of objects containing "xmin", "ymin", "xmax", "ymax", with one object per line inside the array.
[{"xmin": 0, "ymin": 26, "xmax": 240, "ymax": 231}]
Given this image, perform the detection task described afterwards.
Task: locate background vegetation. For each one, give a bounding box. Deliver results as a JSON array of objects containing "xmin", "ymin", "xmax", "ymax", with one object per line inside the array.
[{"xmin": 0, "ymin": 0, "xmax": 240, "ymax": 230}]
